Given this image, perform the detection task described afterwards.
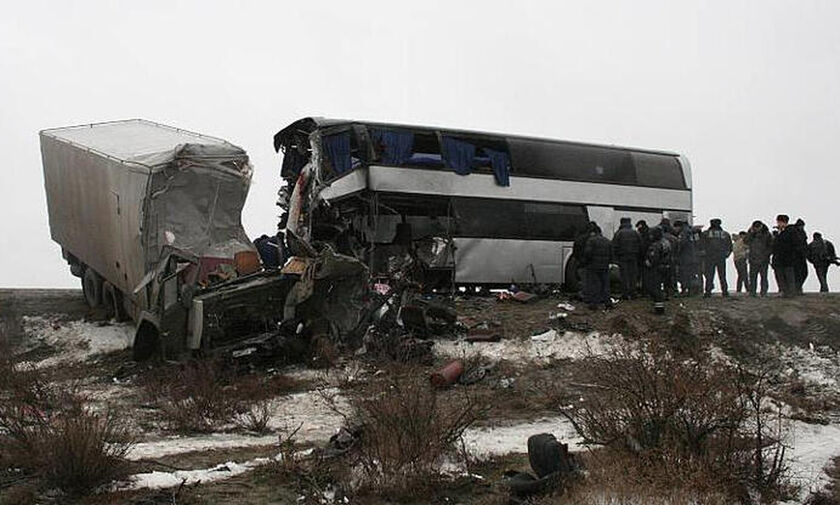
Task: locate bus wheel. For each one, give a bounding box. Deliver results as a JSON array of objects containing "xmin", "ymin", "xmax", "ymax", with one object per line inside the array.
[
  {"xmin": 563, "ymin": 256, "xmax": 581, "ymax": 293},
  {"xmin": 102, "ymin": 282, "xmax": 127, "ymax": 321},
  {"xmin": 82, "ymin": 268, "xmax": 103, "ymax": 309}
]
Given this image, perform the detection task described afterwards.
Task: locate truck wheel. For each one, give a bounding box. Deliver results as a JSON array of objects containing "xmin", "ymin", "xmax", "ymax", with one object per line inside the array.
[
  {"xmin": 102, "ymin": 281, "xmax": 127, "ymax": 321},
  {"xmin": 82, "ymin": 268, "xmax": 103, "ymax": 309}
]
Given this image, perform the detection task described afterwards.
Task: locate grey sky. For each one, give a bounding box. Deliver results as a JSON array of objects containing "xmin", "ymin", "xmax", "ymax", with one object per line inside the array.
[{"xmin": 2, "ymin": 1, "xmax": 839, "ymax": 290}]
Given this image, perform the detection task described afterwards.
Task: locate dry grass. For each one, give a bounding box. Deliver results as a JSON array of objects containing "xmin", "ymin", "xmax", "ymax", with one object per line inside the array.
[
  {"xmin": 805, "ymin": 456, "xmax": 840, "ymax": 505},
  {"xmin": 560, "ymin": 339, "xmax": 794, "ymax": 503},
  {"xmin": 348, "ymin": 368, "xmax": 489, "ymax": 500},
  {"xmin": 0, "ymin": 366, "xmax": 135, "ymax": 497},
  {"xmin": 141, "ymin": 359, "xmax": 299, "ymax": 434}
]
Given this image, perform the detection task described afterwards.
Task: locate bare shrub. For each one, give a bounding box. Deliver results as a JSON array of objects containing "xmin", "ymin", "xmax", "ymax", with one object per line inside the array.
[
  {"xmin": 561, "ymin": 340, "xmax": 793, "ymax": 503},
  {"xmin": 142, "ymin": 359, "xmax": 240, "ymax": 433},
  {"xmin": 0, "ymin": 366, "xmax": 134, "ymax": 496},
  {"xmin": 349, "ymin": 369, "xmax": 488, "ymax": 499},
  {"xmin": 234, "ymin": 400, "xmax": 273, "ymax": 434}
]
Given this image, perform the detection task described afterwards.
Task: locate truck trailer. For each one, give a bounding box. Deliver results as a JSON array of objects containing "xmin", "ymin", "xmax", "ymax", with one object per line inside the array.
[{"xmin": 40, "ymin": 119, "xmax": 292, "ymax": 358}]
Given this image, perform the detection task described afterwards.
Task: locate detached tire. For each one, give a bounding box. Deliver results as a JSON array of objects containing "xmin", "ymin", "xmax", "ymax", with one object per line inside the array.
[{"xmin": 82, "ymin": 268, "xmax": 103, "ymax": 309}]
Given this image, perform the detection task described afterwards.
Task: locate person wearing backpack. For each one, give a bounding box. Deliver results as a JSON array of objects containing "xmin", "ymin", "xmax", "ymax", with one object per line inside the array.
[
  {"xmin": 645, "ymin": 226, "xmax": 672, "ymax": 314},
  {"xmin": 807, "ymin": 232, "xmax": 838, "ymax": 292}
]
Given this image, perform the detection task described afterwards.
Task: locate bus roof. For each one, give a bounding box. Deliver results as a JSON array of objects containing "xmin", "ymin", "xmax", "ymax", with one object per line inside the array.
[{"xmin": 273, "ymin": 116, "xmax": 682, "ymax": 158}]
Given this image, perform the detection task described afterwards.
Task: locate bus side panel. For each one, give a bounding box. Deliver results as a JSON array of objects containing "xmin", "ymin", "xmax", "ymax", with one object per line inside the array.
[{"xmin": 453, "ymin": 238, "xmax": 572, "ymax": 284}]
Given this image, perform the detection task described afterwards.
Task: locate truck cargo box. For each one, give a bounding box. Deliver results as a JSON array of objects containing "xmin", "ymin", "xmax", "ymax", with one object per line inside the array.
[{"xmin": 40, "ymin": 119, "xmax": 256, "ymax": 319}]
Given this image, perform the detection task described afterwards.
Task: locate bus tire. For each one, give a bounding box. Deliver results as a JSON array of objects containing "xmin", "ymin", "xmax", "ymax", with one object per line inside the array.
[
  {"xmin": 82, "ymin": 268, "xmax": 103, "ymax": 309},
  {"xmin": 563, "ymin": 256, "xmax": 581, "ymax": 293}
]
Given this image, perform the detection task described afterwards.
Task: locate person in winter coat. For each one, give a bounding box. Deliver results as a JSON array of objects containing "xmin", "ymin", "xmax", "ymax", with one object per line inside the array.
[
  {"xmin": 701, "ymin": 218, "xmax": 733, "ymax": 297},
  {"xmin": 645, "ymin": 227, "xmax": 672, "ymax": 314},
  {"xmin": 675, "ymin": 222, "xmax": 701, "ymax": 296},
  {"xmin": 636, "ymin": 220, "xmax": 652, "ymax": 296},
  {"xmin": 732, "ymin": 231, "xmax": 750, "ymax": 293},
  {"xmin": 792, "ymin": 219, "xmax": 809, "ymax": 294},
  {"xmin": 661, "ymin": 223, "xmax": 680, "ymax": 298},
  {"xmin": 581, "ymin": 222, "xmax": 613, "ymax": 310},
  {"xmin": 807, "ymin": 232, "xmax": 838, "ymax": 293},
  {"xmin": 772, "ymin": 214, "xmax": 798, "ymax": 297},
  {"xmin": 744, "ymin": 220, "xmax": 773, "ymax": 297},
  {"xmin": 612, "ymin": 217, "xmax": 641, "ymax": 300}
]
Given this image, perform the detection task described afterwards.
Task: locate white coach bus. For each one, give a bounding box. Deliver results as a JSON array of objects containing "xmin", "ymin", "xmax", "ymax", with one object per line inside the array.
[{"xmin": 274, "ymin": 117, "xmax": 692, "ymax": 289}]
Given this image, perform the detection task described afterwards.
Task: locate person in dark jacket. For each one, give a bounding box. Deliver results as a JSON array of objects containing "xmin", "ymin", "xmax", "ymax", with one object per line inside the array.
[
  {"xmin": 612, "ymin": 217, "xmax": 641, "ymax": 300},
  {"xmin": 636, "ymin": 220, "xmax": 651, "ymax": 296},
  {"xmin": 582, "ymin": 222, "xmax": 613, "ymax": 310},
  {"xmin": 659, "ymin": 221, "xmax": 679, "ymax": 297},
  {"xmin": 645, "ymin": 227, "xmax": 672, "ymax": 314},
  {"xmin": 701, "ymin": 218, "xmax": 733, "ymax": 297},
  {"xmin": 807, "ymin": 232, "xmax": 838, "ymax": 293},
  {"xmin": 744, "ymin": 220, "xmax": 773, "ymax": 297},
  {"xmin": 792, "ymin": 219, "xmax": 809, "ymax": 294},
  {"xmin": 675, "ymin": 221, "xmax": 701, "ymax": 295},
  {"xmin": 773, "ymin": 214, "xmax": 798, "ymax": 297}
]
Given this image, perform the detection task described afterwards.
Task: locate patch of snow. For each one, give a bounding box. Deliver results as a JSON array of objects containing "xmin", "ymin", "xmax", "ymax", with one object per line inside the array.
[
  {"xmin": 775, "ymin": 343, "xmax": 840, "ymax": 388},
  {"xmin": 786, "ymin": 421, "xmax": 840, "ymax": 499},
  {"xmin": 128, "ymin": 389, "xmax": 347, "ymax": 460},
  {"xmin": 463, "ymin": 416, "xmax": 582, "ymax": 458},
  {"xmin": 435, "ymin": 331, "xmax": 620, "ymax": 365},
  {"xmin": 19, "ymin": 315, "xmax": 133, "ymax": 367},
  {"xmin": 129, "ymin": 433, "xmax": 279, "ymax": 461},
  {"xmin": 119, "ymin": 460, "xmax": 263, "ymax": 490}
]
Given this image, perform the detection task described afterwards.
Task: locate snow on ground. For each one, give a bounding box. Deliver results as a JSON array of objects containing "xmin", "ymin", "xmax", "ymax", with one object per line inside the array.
[
  {"xmin": 462, "ymin": 416, "xmax": 582, "ymax": 458},
  {"xmin": 786, "ymin": 421, "xmax": 840, "ymax": 499},
  {"xmin": 775, "ymin": 342, "xmax": 840, "ymax": 388},
  {"xmin": 129, "ymin": 389, "xmax": 348, "ymax": 460},
  {"xmin": 18, "ymin": 315, "xmax": 133, "ymax": 367},
  {"xmin": 435, "ymin": 330, "xmax": 621, "ymax": 364},
  {"xmin": 119, "ymin": 460, "xmax": 262, "ymax": 490}
]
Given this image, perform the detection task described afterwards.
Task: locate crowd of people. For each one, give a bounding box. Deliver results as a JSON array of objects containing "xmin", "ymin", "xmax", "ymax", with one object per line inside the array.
[{"xmin": 576, "ymin": 214, "xmax": 839, "ymax": 313}]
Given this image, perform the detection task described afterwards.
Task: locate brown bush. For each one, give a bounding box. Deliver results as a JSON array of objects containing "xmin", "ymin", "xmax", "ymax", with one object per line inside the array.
[
  {"xmin": 348, "ymin": 369, "xmax": 488, "ymax": 500},
  {"xmin": 142, "ymin": 359, "xmax": 240, "ymax": 433},
  {"xmin": 560, "ymin": 340, "xmax": 793, "ymax": 503},
  {"xmin": 0, "ymin": 366, "xmax": 134, "ymax": 496}
]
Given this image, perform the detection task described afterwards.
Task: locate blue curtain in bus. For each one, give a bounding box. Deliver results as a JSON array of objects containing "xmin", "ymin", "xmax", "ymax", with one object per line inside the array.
[
  {"xmin": 370, "ymin": 129, "xmax": 414, "ymax": 165},
  {"xmin": 323, "ymin": 132, "xmax": 352, "ymax": 175},
  {"xmin": 441, "ymin": 136, "xmax": 475, "ymax": 175},
  {"xmin": 484, "ymin": 148, "xmax": 511, "ymax": 186}
]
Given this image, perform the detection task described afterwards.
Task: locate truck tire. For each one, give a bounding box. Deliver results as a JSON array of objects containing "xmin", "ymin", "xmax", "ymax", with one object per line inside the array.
[
  {"xmin": 102, "ymin": 281, "xmax": 127, "ymax": 321},
  {"xmin": 82, "ymin": 268, "xmax": 103, "ymax": 309}
]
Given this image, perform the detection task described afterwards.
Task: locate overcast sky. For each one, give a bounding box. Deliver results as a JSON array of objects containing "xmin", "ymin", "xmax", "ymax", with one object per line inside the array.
[{"xmin": 1, "ymin": 0, "xmax": 839, "ymax": 291}]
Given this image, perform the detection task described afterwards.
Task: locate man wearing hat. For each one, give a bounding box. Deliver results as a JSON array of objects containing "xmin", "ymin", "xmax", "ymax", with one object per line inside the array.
[
  {"xmin": 772, "ymin": 214, "xmax": 798, "ymax": 297},
  {"xmin": 744, "ymin": 220, "xmax": 773, "ymax": 297},
  {"xmin": 612, "ymin": 217, "xmax": 642, "ymax": 300},
  {"xmin": 807, "ymin": 231, "xmax": 838, "ymax": 292},
  {"xmin": 701, "ymin": 218, "xmax": 733, "ymax": 297}
]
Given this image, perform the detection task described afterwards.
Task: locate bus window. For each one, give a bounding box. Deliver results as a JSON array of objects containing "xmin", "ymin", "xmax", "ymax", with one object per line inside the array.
[
  {"xmin": 369, "ymin": 128, "xmax": 443, "ymax": 168},
  {"xmin": 508, "ymin": 138, "xmax": 635, "ymax": 185},
  {"xmin": 632, "ymin": 152, "xmax": 685, "ymax": 189},
  {"xmin": 453, "ymin": 197, "xmax": 588, "ymax": 241},
  {"xmin": 322, "ymin": 129, "xmax": 364, "ymax": 180}
]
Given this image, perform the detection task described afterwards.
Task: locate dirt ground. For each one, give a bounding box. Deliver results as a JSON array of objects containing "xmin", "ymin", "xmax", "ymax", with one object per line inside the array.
[{"xmin": 2, "ymin": 289, "xmax": 840, "ymax": 504}]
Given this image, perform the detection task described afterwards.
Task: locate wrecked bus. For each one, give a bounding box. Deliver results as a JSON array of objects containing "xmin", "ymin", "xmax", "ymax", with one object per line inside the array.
[
  {"xmin": 40, "ymin": 119, "xmax": 295, "ymax": 359},
  {"xmin": 273, "ymin": 117, "xmax": 692, "ymax": 289}
]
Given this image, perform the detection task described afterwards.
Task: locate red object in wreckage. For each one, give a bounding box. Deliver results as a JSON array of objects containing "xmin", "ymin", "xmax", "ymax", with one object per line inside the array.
[{"xmin": 430, "ymin": 359, "xmax": 465, "ymax": 388}]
